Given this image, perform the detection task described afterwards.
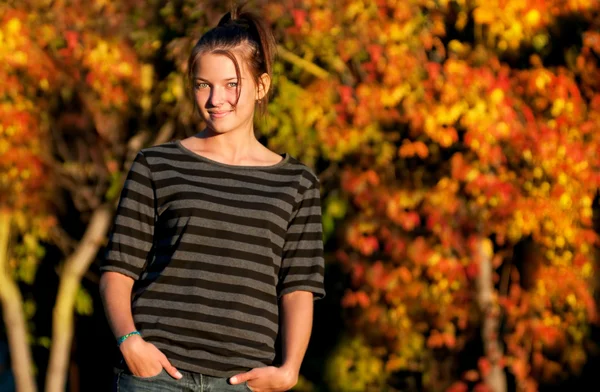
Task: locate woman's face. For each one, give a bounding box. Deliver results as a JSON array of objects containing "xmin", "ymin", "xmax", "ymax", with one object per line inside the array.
[{"xmin": 192, "ymin": 50, "xmax": 261, "ymax": 135}]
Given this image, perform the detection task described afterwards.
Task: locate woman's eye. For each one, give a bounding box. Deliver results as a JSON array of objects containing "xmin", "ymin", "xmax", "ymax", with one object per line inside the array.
[
  {"xmin": 227, "ymin": 82, "xmax": 238, "ymax": 88},
  {"xmin": 195, "ymin": 83, "xmax": 208, "ymax": 89}
]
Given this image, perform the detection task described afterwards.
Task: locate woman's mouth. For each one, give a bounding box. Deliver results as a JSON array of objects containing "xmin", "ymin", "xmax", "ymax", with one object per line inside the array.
[{"xmin": 209, "ymin": 111, "xmax": 231, "ymax": 119}]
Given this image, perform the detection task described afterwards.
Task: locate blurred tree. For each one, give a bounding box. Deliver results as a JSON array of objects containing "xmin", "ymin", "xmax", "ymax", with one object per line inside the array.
[
  {"xmin": 0, "ymin": 5, "xmax": 57, "ymax": 391},
  {"xmin": 261, "ymin": 0, "xmax": 600, "ymax": 391},
  {"xmin": 0, "ymin": 0, "xmax": 157, "ymax": 390}
]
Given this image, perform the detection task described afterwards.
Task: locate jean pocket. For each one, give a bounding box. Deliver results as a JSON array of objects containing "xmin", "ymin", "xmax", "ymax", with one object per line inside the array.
[{"xmin": 131, "ymin": 368, "xmax": 165, "ymax": 380}]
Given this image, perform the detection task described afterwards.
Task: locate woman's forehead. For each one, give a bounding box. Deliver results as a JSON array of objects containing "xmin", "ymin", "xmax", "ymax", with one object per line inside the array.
[{"xmin": 194, "ymin": 49, "xmax": 250, "ymax": 77}]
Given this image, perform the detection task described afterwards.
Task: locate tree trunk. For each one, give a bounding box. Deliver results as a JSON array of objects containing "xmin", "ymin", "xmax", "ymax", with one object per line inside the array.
[
  {"xmin": 476, "ymin": 237, "xmax": 507, "ymax": 392},
  {"xmin": 45, "ymin": 205, "xmax": 113, "ymax": 392},
  {"xmin": 0, "ymin": 212, "xmax": 38, "ymax": 392}
]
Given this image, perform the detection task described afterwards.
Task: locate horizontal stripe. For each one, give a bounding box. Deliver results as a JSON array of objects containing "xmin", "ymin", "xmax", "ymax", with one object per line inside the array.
[
  {"xmin": 287, "ymin": 223, "xmax": 322, "ymax": 234},
  {"xmin": 148, "ymin": 257, "xmax": 275, "ymax": 286},
  {"xmin": 279, "ymin": 278, "xmax": 324, "ymax": 290},
  {"xmin": 114, "ymin": 205, "xmax": 154, "ymax": 224},
  {"xmin": 134, "ymin": 306, "xmax": 277, "ymax": 338},
  {"xmin": 138, "ymin": 290, "xmax": 278, "ymax": 323},
  {"xmin": 289, "ymin": 213, "xmax": 322, "ymax": 226},
  {"xmin": 285, "ymin": 231, "xmax": 322, "ymax": 242},
  {"xmin": 157, "ymin": 223, "xmax": 279, "ymax": 254},
  {"xmin": 146, "ymin": 267, "xmax": 276, "ymax": 295},
  {"xmin": 160, "ymin": 216, "xmax": 285, "ymax": 248},
  {"xmin": 135, "ymin": 298, "xmax": 277, "ymax": 332},
  {"xmin": 113, "ymin": 215, "xmax": 153, "ymax": 233},
  {"xmin": 157, "ymin": 183, "xmax": 295, "ymax": 211},
  {"xmin": 149, "ymin": 156, "xmax": 307, "ymax": 182},
  {"xmin": 151, "ymin": 276, "xmax": 275, "ymax": 305},
  {"xmin": 112, "ymin": 224, "xmax": 154, "ymax": 244},
  {"xmin": 278, "ymin": 283, "xmax": 326, "ymax": 299},
  {"xmin": 283, "ymin": 265, "xmax": 325, "ymax": 277},
  {"xmin": 147, "ymin": 144, "xmax": 313, "ymax": 176},
  {"xmin": 155, "ymin": 175, "xmax": 297, "ymax": 206},
  {"xmin": 109, "ymin": 232, "xmax": 152, "ymax": 251},
  {"xmin": 105, "ymin": 242, "xmax": 149, "ymax": 261},
  {"xmin": 156, "ymin": 191, "xmax": 290, "ymax": 221},
  {"xmin": 135, "ymin": 321, "xmax": 273, "ymax": 352},
  {"xmin": 150, "ymin": 252, "xmax": 276, "ymax": 277},
  {"xmin": 283, "ymin": 248, "xmax": 324, "ymax": 259},
  {"xmin": 160, "ymin": 207, "xmax": 287, "ymax": 238},
  {"xmin": 282, "ymin": 239, "xmax": 323, "ymax": 251},
  {"xmin": 136, "ymin": 282, "xmax": 277, "ymax": 313},
  {"xmin": 100, "ymin": 264, "xmax": 142, "ymax": 280},
  {"xmin": 145, "ymin": 335, "xmax": 271, "ymax": 362},
  {"xmin": 156, "ymin": 343, "xmax": 268, "ymax": 370},
  {"xmin": 159, "ymin": 347, "xmax": 262, "ymax": 376},
  {"xmin": 281, "ymin": 256, "xmax": 325, "ymax": 268},
  {"xmin": 154, "ymin": 242, "xmax": 274, "ymax": 267},
  {"xmin": 126, "ymin": 170, "xmax": 154, "ymax": 193},
  {"xmin": 150, "ymin": 157, "xmax": 299, "ymax": 188}
]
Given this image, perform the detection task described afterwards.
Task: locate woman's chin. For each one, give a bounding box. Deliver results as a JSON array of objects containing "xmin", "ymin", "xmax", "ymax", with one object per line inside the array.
[{"xmin": 205, "ymin": 123, "xmax": 235, "ymax": 135}]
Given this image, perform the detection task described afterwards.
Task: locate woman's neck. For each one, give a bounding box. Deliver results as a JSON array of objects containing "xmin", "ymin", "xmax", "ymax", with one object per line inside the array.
[{"xmin": 193, "ymin": 126, "xmax": 259, "ymax": 161}]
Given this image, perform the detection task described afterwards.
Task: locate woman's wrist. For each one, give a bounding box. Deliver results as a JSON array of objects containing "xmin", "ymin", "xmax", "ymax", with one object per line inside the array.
[
  {"xmin": 118, "ymin": 333, "xmax": 144, "ymax": 355},
  {"xmin": 279, "ymin": 363, "xmax": 300, "ymax": 385},
  {"xmin": 117, "ymin": 330, "xmax": 141, "ymax": 347}
]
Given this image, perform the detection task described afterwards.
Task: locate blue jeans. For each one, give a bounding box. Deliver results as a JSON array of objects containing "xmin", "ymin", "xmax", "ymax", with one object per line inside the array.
[{"xmin": 114, "ymin": 368, "xmax": 253, "ymax": 392}]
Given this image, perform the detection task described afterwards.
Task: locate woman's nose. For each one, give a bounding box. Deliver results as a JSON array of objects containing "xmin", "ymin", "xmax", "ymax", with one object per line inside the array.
[{"xmin": 209, "ymin": 87, "xmax": 224, "ymax": 107}]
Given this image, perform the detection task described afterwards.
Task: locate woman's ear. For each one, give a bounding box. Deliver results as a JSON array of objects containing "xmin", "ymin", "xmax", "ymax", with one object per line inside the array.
[{"xmin": 256, "ymin": 73, "xmax": 271, "ymax": 101}]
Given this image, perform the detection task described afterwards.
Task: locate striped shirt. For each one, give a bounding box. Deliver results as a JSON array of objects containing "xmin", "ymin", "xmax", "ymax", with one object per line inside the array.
[{"xmin": 101, "ymin": 140, "xmax": 325, "ymax": 377}]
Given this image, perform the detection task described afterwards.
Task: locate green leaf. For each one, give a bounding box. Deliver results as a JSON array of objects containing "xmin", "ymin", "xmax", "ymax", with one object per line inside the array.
[
  {"xmin": 75, "ymin": 287, "xmax": 93, "ymax": 316},
  {"xmin": 106, "ymin": 171, "xmax": 123, "ymax": 201},
  {"xmin": 38, "ymin": 336, "xmax": 52, "ymax": 349}
]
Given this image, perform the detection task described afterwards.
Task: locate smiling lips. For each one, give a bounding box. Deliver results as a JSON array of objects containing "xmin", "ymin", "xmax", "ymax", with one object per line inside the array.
[{"xmin": 209, "ymin": 111, "xmax": 232, "ymax": 118}]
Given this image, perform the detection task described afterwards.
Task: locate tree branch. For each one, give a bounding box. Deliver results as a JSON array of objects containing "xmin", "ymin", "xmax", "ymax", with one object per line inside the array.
[{"xmin": 277, "ymin": 45, "xmax": 330, "ymax": 80}]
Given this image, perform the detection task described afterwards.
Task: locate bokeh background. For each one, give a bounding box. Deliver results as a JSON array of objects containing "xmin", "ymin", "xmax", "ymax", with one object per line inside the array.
[{"xmin": 1, "ymin": 0, "xmax": 600, "ymax": 391}]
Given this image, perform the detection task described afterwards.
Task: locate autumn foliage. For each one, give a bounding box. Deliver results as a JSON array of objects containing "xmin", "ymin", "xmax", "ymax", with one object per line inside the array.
[
  {"xmin": 0, "ymin": 6, "xmax": 57, "ymax": 283},
  {"xmin": 262, "ymin": 0, "xmax": 600, "ymax": 391},
  {"xmin": 2, "ymin": 0, "xmax": 600, "ymax": 391}
]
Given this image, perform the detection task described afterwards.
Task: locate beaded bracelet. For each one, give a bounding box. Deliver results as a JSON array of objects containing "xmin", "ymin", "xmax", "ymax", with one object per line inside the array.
[{"xmin": 117, "ymin": 331, "xmax": 141, "ymax": 347}]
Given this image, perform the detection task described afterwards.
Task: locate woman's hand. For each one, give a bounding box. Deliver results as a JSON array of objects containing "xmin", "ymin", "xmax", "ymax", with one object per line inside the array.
[
  {"xmin": 119, "ymin": 335, "xmax": 182, "ymax": 379},
  {"xmin": 229, "ymin": 365, "xmax": 298, "ymax": 392}
]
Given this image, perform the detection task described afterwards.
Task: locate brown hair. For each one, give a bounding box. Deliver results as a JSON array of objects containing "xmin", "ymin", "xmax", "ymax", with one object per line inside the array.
[{"xmin": 187, "ymin": 4, "xmax": 276, "ymax": 116}]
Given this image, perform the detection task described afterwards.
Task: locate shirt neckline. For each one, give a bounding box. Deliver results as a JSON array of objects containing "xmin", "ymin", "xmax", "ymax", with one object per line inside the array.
[{"xmin": 174, "ymin": 140, "xmax": 289, "ymax": 170}]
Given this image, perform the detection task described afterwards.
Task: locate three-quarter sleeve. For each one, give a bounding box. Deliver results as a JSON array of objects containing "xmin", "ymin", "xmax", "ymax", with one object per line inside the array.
[
  {"xmin": 277, "ymin": 174, "xmax": 326, "ymax": 299},
  {"xmin": 100, "ymin": 152, "xmax": 156, "ymax": 280}
]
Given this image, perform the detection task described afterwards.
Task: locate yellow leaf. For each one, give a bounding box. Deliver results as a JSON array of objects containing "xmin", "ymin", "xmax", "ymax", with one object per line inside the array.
[
  {"xmin": 7, "ymin": 18, "xmax": 22, "ymax": 34},
  {"xmin": 141, "ymin": 64, "xmax": 154, "ymax": 91},
  {"xmin": 481, "ymin": 238, "xmax": 493, "ymax": 259},
  {"xmin": 525, "ymin": 9, "xmax": 541, "ymax": 27},
  {"xmin": 117, "ymin": 62, "xmax": 132, "ymax": 77},
  {"xmin": 473, "ymin": 7, "xmax": 495, "ymax": 24},
  {"xmin": 560, "ymin": 193, "xmax": 572, "ymax": 209},
  {"xmin": 12, "ymin": 51, "xmax": 28, "ymax": 65},
  {"xmin": 490, "ymin": 88, "xmax": 504, "ymax": 104}
]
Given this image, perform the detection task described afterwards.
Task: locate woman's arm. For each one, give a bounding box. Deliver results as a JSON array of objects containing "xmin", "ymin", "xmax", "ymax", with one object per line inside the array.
[
  {"xmin": 99, "ymin": 271, "xmax": 137, "ymax": 338},
  {"xmin": 100, "ymin": 271, "xmax": 182, "ymax": 379},
  {"xmin": 279, "ymin": 291, "xmax": 314, "ymax": 382}
]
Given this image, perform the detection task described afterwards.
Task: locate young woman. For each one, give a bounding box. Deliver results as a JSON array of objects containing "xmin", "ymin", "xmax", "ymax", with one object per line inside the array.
[{"xmin": 99, "ymin": 6, "xmax": 325, "ymax": 392}]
